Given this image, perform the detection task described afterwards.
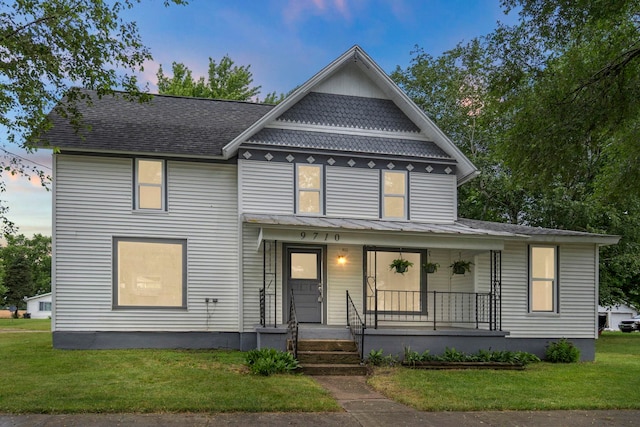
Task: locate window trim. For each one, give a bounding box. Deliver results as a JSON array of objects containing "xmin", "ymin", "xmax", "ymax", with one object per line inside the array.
[
  {"xmin": 363, "ymin": 247, "xmax": 426, "ymax": 315},
  {"xmin": 528, "ymin": 245, "xmax": 559, "ymax": 313},
  {"xmin": 381, "ymin": 170, "xmax": 408, "ymax": 220},
  {"xmin": 39, "ymin": 301, "xmax": 51, "ymax": 312},
  {"xmin": 295, "ymin": 163, "xmax": 324, "ymax": 215},
  {"xmin": 112, "ymin": 237, "xmax": 187, "ymax": 310},
  {"xmin": 134, "ymin": 158, "xmax": 167, "ymax": 211}
]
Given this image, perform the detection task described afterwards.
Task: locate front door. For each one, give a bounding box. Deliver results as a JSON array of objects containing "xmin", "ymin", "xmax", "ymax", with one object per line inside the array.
[{"xmin": 287, "ymin": 247, "xmax": 323, "ymax": 323}]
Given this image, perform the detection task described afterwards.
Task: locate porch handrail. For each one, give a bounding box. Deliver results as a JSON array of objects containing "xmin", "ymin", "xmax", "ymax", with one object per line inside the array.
[
  {"xmin": 287, "ymin": 289, "xmax": 299, "ymax": 359},
  {"xmin": 346, "ymin": 290, "xmax": 365, "ymax": 361}
]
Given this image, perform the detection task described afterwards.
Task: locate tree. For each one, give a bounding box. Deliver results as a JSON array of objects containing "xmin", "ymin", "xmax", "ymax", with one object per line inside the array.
[
  {"xmin": 0, "ymin": 234, "xmax": 51, "ymax": 308},
  {"xmin": 393, "ymin": 1, "xmax": 640, "ymax": 309},
  {"xmin": 0, "ymin": 0, "xmax": 185, "ymax": 234},
  {"xmin": 156, "ymin": 55, "xmax": 261, "ymax": 101}
]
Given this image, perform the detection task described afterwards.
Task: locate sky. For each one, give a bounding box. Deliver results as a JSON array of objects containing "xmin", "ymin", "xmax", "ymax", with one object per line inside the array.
[{"xmin": 6, "ymin": 0, "xmax": 520, "ymax": 238}]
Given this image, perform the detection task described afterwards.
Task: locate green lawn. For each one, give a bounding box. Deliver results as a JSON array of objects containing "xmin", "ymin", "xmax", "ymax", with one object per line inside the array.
[
  {"xmin": 368, "ymin": 332, "xmax": 640, "ymax": 411},
  {"xmin": 0, "ymin": 318, "xmax": 51, "ymax": 331},
  {"xmin": 0, "ymin": 320, "xmax": 339, "ymax": 414}
]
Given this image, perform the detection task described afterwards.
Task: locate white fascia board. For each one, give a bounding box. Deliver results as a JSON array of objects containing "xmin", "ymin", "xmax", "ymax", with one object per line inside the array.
[
  {"xmin": 526, "ymin": 235, "xmax": 621, "ymax": 246},
  {"xmin": 59, "ymin": 148, "xmax": 227, "ymax": 161},
  {"xmin": 350, "ymin": 49, "xmax": 479, "ymax": 185}
]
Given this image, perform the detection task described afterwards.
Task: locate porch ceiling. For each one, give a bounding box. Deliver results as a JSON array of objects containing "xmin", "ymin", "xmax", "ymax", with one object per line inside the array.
[{"xmin": 244, "ymin": 213, "xmax": 525, "ymax": 251}]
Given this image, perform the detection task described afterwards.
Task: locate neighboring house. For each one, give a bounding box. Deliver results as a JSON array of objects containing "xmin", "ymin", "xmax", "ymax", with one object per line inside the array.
[
  {"xmin": 599, "ymin": 304, "xmax": 637, "ymax": 331},
  {"xmin": 44, "ymin": 46, "xmax": 618, "ymax": 360},
  {"xmin": 24, "ymin": 293, "xmax": 52, "ymax": 319}
]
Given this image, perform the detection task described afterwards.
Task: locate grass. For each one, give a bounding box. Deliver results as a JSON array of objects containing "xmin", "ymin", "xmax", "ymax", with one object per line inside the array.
[
  {"xmin": 368, "ymin": 332, "xmax": 640, "ymax": 411},
  {"xmin": 0, "ymin": 320, "xmax": 339, "ymax": 414},
  {"xmin": 0, "ymin": 318, "xmax": 51, "ymax": 331}
]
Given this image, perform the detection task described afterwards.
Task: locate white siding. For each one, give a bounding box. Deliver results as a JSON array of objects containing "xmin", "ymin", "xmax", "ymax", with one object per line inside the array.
[
  {"xmin": 54, "ymin": 154, "xmax": 239, "ymax": 332},
  {"xmin": 239, "ymin": 160, "xmax": 293, "ymax": 214},
  {"xmin": 410, "ymin": 173, "xmax": 456, "ymax": 223},
  {"xmin": 499, "ymin": 241, "xmax": 598, "ymax": 338},
  {"xmin": 326, "ymin": 167, "xmax": 379, "ymax": 219},
  {"xmin": 326, "ymin": 245, "xmax": 364, "ymax": 325},
  {"xmin": 314, "ymin": 63, "xmax": 387, "ymax": 98}
]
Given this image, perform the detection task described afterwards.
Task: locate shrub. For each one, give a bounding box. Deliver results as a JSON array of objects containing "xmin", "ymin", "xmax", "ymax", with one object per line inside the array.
[
  {"xmin": 367, "ymin": 349, "xmax": 398, "ymax": 366},
  {"xmin": 401, "ymin": 347, "xmax": 541, "ymax": 366},
  {"xmin": 545, "ymin": 338, "xmax": 581, "ymax": 363},
  {"xmin": 245, "ymin": 348, "xmax": 299, "ymax": 376}
]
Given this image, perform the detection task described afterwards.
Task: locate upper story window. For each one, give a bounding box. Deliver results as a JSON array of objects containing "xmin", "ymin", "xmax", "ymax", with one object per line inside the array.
[
  {"xmin": 136, "ymin": 159, "xmax": 165, "ymax": 210},
  {"xmin": 296, "ymin": 164, "xmax": 323, "ymax": 215},
  {"xmin": 530, "ymin": 246, "xmax": 558, "ymax": 312},
  {"xmin": 382, "ymin": 170, "xmax": 407, "ymax": 219}
]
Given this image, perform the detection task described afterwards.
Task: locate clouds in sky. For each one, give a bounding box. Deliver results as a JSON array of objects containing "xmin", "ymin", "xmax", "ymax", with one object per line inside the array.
[{"xmin": 5, "ymin": 1, "xmax": 518, "ymax": 237}]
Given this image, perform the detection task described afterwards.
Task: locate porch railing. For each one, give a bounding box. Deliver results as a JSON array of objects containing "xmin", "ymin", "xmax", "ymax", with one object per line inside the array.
[
  {"xmin": 366, "ymin": 290, "xmax": 495, "ymax": 330},
  {"xmin": 287, "ymin": 289, "xmax": 299, "ymax": 359},
  {"xmin": 346, "ymin": 290, "xmax": 365, "ymax": 361}
]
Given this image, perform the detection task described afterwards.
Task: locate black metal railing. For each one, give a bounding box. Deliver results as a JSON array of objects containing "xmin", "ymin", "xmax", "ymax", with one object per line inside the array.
[
  {"xmin": 287, "ymin": 289, "xmax": 299, "ymax": 359},
  {"xmin": 346, "ymin": 290, "xmax": 366, "ymax": 361},
  {"xmin": 259, "ymin": 289, "xmax": 277, "ymax": 328},
  {"xmin": 365, "ymin": 290, "xmax": 495, "ymax": 330},
  {"xmin": 259, "ymin": 288, "xmax": 265, "ymax": 327}
]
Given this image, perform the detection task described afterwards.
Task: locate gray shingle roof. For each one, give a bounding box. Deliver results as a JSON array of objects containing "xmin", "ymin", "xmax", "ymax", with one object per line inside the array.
[
  {"xmin": 43, "ymin": 90, "xmax": 274, "ymax": 156},
  {"xmin": 247, "ymin": 128, "xmax": 451, "ymax": 159},
  {"xmin": 278, "ymin": 92, "xmax": 420, "ymax": 132}
]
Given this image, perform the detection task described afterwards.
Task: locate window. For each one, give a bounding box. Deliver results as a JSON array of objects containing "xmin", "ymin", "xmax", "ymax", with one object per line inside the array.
[
  {"xmin": 114, "ymin": 238, "xmax": 186, "ymax": 308},
  {"xmin": 365, "ymin": 249, "xmax": 424, "ymax": 313},
  {"xmin": 39, "ymin": 301, "xmax": 51, "ymax": 311},
  {"xmin": 136, "ymin": 159, "xmax": 165, "ymax": 210},
  {"xmin": 296, "ymin": 164, "xmax": 322, "ymax": 214},
  {"xmin": 530, "ymin": 246, "xmax": 557, "ymax": 312},
  {"xmin": 382, "ymin": 171, "xmax": 407, "ymax": 219}
]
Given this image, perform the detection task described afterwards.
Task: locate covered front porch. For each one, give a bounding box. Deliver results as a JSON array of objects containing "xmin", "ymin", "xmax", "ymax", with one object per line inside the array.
[{"xmin": 246, "ymin": 214, "xmax": 516, "ymax": 357}]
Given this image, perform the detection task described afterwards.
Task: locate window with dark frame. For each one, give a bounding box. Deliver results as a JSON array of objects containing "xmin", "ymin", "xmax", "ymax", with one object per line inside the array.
[
  {"xmin": 135, "ymin": 159, "xmax": 165, "ymax": 210},
  {"xmin": 113, "ymin": 237, "xmax": 187, "ymax": 309},
  {"xmin": 529, "ymin": 245, "xmax": 558, "ymax": 312}
]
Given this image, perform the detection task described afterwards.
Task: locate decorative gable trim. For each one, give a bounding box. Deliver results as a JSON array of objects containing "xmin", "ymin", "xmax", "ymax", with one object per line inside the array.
[
  {"xmin": 222, "ymin": 45, "xmax": 478, "ymax": 186},
  {"xmin": 239, "ymin": 146, "xmax": 456, "ymax": 175}
]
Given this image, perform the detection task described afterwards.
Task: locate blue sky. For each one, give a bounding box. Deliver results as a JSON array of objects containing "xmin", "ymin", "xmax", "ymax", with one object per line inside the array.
[{"xmin": 7, "ymin": 0, "xmax": 518, "ymax": 237}]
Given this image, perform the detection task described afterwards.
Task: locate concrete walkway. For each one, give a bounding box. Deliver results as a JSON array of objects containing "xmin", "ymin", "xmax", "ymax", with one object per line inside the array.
[{"xmin": 1, "ymin": 376, "xmax": 640, "ymax": 426}]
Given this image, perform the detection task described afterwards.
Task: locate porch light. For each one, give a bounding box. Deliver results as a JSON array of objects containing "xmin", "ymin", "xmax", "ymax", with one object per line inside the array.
[{"xmin": 337, "ymin": 254, "xmax": 347, "ymax": 265}]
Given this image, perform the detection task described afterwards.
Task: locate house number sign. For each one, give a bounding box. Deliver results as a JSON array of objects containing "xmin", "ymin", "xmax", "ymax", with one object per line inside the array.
[{"xmin": 300, "ymin": 231, "xmax": 340, "ymax": 241}]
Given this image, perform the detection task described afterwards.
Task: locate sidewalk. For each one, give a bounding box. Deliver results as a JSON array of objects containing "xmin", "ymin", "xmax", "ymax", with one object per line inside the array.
[{"xmin": 1, "ymin": 376, "xmax": 639, "ymax": 426}]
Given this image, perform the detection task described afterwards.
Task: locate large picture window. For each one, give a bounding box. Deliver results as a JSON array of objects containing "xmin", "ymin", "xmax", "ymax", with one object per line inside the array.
[
  {"xmin": 382, "ymin": 170, "xmax": 407, "ymax": 219},
  {"xmin": 296, "ymin": 164, "xmax": 323, "ymax": 214},
  {"xmin": 136, "ymin": 159, "xmax": 165, "ymax": 210},
  {"xmin": 366, "ymin": 249, "xmax": 424, "ymax": 313},
  {"xmin": 114, "ymin": 238, "xmax": 186, "ymax": 308},
  {"xmin": 530, "ymin": 246, "xmax": 557, "ymax": 312}
]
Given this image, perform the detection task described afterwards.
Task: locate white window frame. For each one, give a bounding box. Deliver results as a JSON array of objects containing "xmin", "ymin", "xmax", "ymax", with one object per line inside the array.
[
  {"xmin": 529, "ymin": 245, "xmax": 558, "ymax": 313},
  {"xmin": 381, "ymin": 170, "xmax": 408, "ymax": 220},
  {"xmin": 39, "ymin": 301, "xmax": 51, "ymax": 311},
  {"xmin": 113, "ymin": 237, "xmax": 187, "ymax": 309},
  {"xmin": 135, "ymin": 158, "xmax": 166, "ymax": 211},
  {"xmin": 295, "ymin": 164, "xmax": 323, "ymax": 215}
]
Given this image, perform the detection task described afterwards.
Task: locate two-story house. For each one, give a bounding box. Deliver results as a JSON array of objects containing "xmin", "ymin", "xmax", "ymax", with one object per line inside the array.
[{"xmin": 45, "ymin": 46, "xmax": 617, "ymax": 360}]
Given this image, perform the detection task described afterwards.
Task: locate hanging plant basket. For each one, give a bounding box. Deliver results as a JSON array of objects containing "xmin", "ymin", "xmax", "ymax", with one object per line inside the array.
[
  {"xmin": 423, "ymin": 262, "xmax": 439, "ymax": 274},
  {"xmin": 450, "ymin": 260, "xmax": 473, "ymax": 275},
  {"xmin": 390, "ymin": 258, "xmax": 413, "ymax": 275}
]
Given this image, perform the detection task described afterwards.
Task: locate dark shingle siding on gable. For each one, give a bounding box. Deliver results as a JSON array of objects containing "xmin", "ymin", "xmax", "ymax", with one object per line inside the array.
[
  {"xmin": 43, "ymin": 90, "xmax": 274, "ymax": 156},
  {"xmin": 278, "ymin": 92, "xmax": 420, "ymax": 132},
  {"xmin": 248, "ymin": 128, "xmax": 451, "ymax": 159}
]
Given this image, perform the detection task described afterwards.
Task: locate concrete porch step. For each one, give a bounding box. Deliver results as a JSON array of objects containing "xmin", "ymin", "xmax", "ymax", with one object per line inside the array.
[
  {"xmin": 296, "ymin": 339, "xmax": 358, "ymax": 352},
  {"xmin": 297, "ymin": 350, "xmax": 361, "ymax": 364},
  {"xmin": 299, "ymin": 363, "xmax": 368, "ymax": 376}
]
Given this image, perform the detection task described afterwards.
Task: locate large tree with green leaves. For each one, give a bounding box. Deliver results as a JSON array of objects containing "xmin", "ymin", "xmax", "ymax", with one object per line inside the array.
[
  {"xmin": 156, "ymin": 56, "xmax": 261, "ymax": 101},
  {"xmin": 0, "ymin": 0, "xmax": 185, "ymax": 234},
  {"xmin": 393, "ymin": 0, "xmax": 640, "ymax": 309}
]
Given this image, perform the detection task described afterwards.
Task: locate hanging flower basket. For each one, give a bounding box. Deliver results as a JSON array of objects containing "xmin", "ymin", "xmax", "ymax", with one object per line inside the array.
[
  {"xmin": 450, "ymin": 260, "xmax": 473, "ymax": 275},
  {"xmin": 390, "ymin": 258, "xmax": 413, "ymax": 274},
  {"xmin": 423, "ymin": 262, "xmax": 439, "ymax": 274}
]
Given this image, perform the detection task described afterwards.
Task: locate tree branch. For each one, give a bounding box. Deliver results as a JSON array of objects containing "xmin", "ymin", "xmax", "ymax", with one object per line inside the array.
[{"xmin": 1, "ymin": 14, "xmax": 60, "ymax": 43}]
